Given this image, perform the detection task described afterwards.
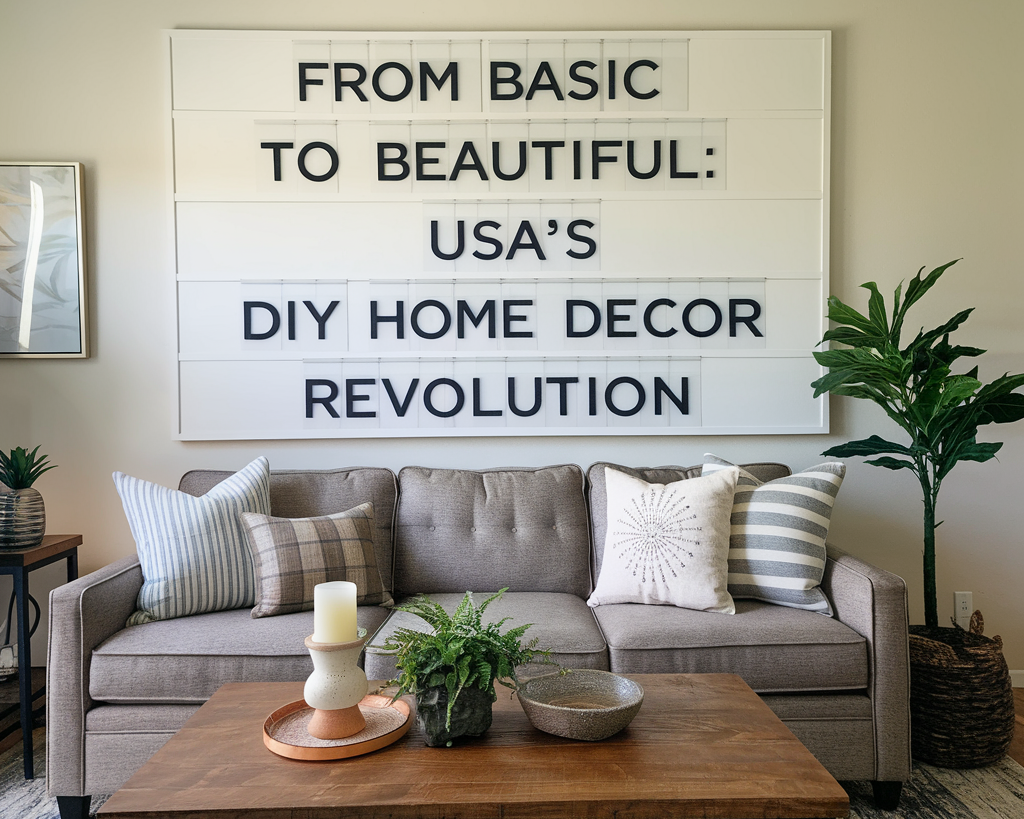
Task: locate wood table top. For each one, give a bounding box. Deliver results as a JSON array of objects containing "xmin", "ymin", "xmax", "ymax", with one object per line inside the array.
[{"xmin": 98, "ymin": 673, "xmax": 849, "ymax": 819}]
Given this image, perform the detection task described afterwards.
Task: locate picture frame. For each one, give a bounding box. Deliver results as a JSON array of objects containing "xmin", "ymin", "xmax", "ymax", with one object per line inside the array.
[{"xmin": 0, "ymin": 161, "xmax": 88, "ymax": 357}]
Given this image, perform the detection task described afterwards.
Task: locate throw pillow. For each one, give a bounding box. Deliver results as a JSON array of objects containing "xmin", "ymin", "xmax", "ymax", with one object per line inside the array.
[
  {"xmin": 114, "ymin": 456, "xmax": 272, "ymax": 626},
  {"xmin": 702, "ymin": 454, "xmax": 845, "ymax": 615},
  {"xmin": 240, "ymin": 502, "xmax": 394, "ymax": 618},
  {"xmin": 587, "ymin": 465, "xmax": 739, "ymax": 614}
]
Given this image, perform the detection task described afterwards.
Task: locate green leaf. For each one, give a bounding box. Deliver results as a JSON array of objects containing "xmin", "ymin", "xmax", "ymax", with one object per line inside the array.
[
  {"xmin": 862, "ymin": 282, "xmax": 890, "ymax": 335},
  {"xmin": 864, "ymin": 456, "xmax": 918, "ymax": 471},
  {"xmin": 821, "ymin": 435, "xmax": 916, "ymax": 458}
]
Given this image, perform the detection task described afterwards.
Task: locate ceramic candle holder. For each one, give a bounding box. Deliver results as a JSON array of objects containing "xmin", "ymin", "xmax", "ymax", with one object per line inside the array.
[{"xmin": 303, "ymin": 633, "xmax": 369, "ymax": 740}]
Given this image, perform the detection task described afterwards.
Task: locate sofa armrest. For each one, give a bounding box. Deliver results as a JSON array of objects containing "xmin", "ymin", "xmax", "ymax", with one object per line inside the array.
[
  {"xmin": 46, "ymin": 555, "xmax": 143, "ymax": 798},
  {"xmin": 822, "ymin": 543, "xmax": 911, "ymax": 782}
]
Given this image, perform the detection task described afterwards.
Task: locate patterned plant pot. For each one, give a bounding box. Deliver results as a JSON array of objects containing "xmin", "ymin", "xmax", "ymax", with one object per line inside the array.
[
  {"xmin": 415, "ymin": 684, "xmax": 493, "ymax": 747},
  {"xmin": 0, "ymin": 486, "xmax": 46, "ymax": 550}
]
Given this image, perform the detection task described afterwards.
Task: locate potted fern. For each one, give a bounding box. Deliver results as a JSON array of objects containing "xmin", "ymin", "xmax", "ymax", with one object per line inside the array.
[
  {"xmin": 376, "ymin": 588, "xmax": 549, "ymax": 747},
  {"xmin": 811, "ymin": 260, "xmax": 1024, "ymax": 766},
  {"xmin": 0, "ymin": 446, "xmax": 57, "ymax": 550}
]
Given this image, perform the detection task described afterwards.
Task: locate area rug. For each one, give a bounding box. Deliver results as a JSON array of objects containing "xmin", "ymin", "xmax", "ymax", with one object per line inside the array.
[{"xmin": 3, "ymin": 727, "xmax": 1024, "ymax": 817}]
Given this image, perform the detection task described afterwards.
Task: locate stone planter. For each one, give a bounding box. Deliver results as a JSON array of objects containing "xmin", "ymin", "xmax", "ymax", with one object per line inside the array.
[
  {"xmin": 909, "ymin": 617, "xmax": 1014, "ymax": 768},
  {"xmin": 415, "ymin": 684, "xmax": 493, "ymax": 747},
  {"xmin": 0, "ymin": 486, "xmax": 46, "ymax": 550}
]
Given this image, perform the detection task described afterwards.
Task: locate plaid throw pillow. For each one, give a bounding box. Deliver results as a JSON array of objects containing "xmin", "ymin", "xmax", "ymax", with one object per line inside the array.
[
  {"xmin": 240, "ymin": 502, "xmax": 393, "ymax": 618},
  {"xmin": 702, "ymin": 454, "xmax": 845, "ymax": 615}
]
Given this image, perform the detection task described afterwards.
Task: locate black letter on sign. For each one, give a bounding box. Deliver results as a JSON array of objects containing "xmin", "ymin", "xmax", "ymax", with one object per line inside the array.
[
  {"xmin": 546, "ymin": 377, "xmax": 579, "ymax": 416},
  {"xmin": 626, "ymin": 140, "xmax": 661, "ymax": 180},
  {"xmin": 346, "ymin": 379, "xmax": 376, "ymax": 418},
  {"xmin": 416, "ymin": 142, "xmax": 447, "ymax": 181},
  {"xmin": 607, "ymin": 299, "xmax": 637, "ymax": 338},
  {"xmin": 260, "ymin": 142, "xmax": 294, "ymax": 182},
  {"xmin": 490, "ymin": 61, "xmax": 524, "ymax": 100},
  {"xmin": 370, "ymin": 301, "xmax": 404, "ymax": 339},
  {"xmin": 423, "ymin": 378, "xmax": 465, "ymax": 418},
  {"xmin": 729, "ymin": 299, "xmax": 764, "ymax": 337},
  {"xmin": 383, "ymin": 379, "xmax": 419, "ymax": 416},
  {"xmin": 525, "ymin": 62, "xmax": 564, "ymax": 100},
  {"xmin": 473, "ymin": 379, "xmax": 502, "ymax": 417},
  {"xmin": 457, "ymin": 300, "xmax": 496, "ymax": 338},
  {"xmin": 431, "ymin": 220, "xmax": 465, "ymax": 261},
  {"xmin": 244, "ymin": 302, "xmax": 280, "ymax": 339},
  {"xmin": 377, "ymin": 143, "xmax": 410, "ymax": 181},
  {"xmin": 334, "ymin": 63, "xmax": 369, "ymax": 101},
  {"xmin": 506, "ymin": 221, "xmax": 545, "ymax": 261},
  {"xmin": 372, "ymin": 62, "xmax": 413, "ymax": 101},
  {"xmin": 682, "ymin": 298, "xmax": 723, "ymax": 338},
  {"xmin": 298, "ymin": 63, "xmax": 328, "ymax": 101},
  {"xmin": 605, "ymin": 377, "xmax": 645, "ymax": 417},
  {"xmin": 592, "ymin": 141, "xmax": 622, "ymax": 179},
  {"xmin": 472, "ymin": 221, "xmax": 503, "ymax": 260},
  {"xmin": 411, "ymin": 300, "xmax": 452, "ymax": 339},
  {"xmin": 624, "ymin": 60, "xmax": 660, "ymax": 99},
  {"xmin": 503, "ymin": 300, "xmax": 533, "ymax": 338},
  {"xmin": 450, "ymin": 142, "xmax": 488, "ymax": 181},
  {"xmin": 420, "ymin": 62, "xmax": 459, "ymax": 101},
  {"xmin": 643, "ymin": 298, "xmax": 678, "ymax": 338},
  {"xmin": 303, "ymin": 300, "xmax": 339, "ymax": 340},
  {"xmin": 508, "ymin": 377, "xmax": 542, "ymax": 417},
  {"xmin": 568, "ymin": 60, "xmax": 598, "ymax": 100},
  {"xmin": 654, "ymin": 377, "xmax": 689, "ymax": 415},
  {"xmin": 566, "ymin": 300, "xmax": 600, "ymax": 338},
  {"xmin": 492, "ymin": 141, "xmax": 527, "ymax": 181},
  {"xmin": 566, "ymin": 220, "xmax": 597, "ymax": 259},
  {"xmin": 297, "ymin": 142, "xmax": 339, "ymax": 182},
  {"xmin": 306, "ymin": 379, "xmax": 340, "ymax": 418}
]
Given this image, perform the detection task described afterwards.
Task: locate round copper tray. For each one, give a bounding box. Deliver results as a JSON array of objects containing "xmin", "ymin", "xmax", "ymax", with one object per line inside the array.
[{"xmin": 263, "ymin": 693, "xmax": 413, "ymax": 760}]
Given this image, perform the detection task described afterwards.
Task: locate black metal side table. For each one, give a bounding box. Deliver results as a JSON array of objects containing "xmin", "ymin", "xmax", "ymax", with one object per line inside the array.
[{"xmin": 0, "ymin": 534, "xmax": 80, "ymax": 779}]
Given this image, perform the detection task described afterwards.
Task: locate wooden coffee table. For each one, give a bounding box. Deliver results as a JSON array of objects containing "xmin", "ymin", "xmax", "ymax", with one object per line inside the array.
[{"xmin": 98, "ymin": 674, "xmax": 849, "ymax": 819}]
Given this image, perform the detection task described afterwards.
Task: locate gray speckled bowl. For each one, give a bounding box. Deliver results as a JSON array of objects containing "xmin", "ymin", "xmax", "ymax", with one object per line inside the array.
[{"xmin": 516, "ymin": 670, "xmax": 644, "ymax": 741}]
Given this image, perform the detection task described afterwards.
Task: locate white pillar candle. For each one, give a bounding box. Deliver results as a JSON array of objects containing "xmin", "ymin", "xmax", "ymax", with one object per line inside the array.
[{"xmin": 312, "ymin": 581, "xmax": 358, "ymax": 643}]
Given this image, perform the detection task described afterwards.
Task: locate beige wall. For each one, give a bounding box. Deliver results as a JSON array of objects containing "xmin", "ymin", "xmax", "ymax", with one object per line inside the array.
[{"xmin": 2, "ymin": 1, "xmax": 1023, "ymax": 670}]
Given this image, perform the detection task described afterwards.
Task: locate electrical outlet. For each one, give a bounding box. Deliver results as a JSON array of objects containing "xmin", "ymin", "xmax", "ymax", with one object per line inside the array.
[{"xmin": 954, "ymin": 591, "xmax": 973, "ymax": 629}]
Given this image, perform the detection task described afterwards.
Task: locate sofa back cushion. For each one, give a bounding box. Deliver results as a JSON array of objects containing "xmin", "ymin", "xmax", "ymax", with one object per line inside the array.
[
  {"xmin": 179, "ymin": 467, "xmax": 398, "ymax": 596},
  {"xmin": 394, "ymin": 465, "xmax": 591, "ymax": 598},
  {"xmin": 587, "ymin": 462, "xmax": 791, "ymax": 580}
]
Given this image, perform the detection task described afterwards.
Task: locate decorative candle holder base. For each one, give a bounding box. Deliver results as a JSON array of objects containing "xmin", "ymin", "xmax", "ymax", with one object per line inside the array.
[
  {"xmin": 303, "ymin": 633, "xmax": 369, "ymax": 741},
  {"xmin": 307, "ymin": 703, "xmax": 366, "ymax": 739}
]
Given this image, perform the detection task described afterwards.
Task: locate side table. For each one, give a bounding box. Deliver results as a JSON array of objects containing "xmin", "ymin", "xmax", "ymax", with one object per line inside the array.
[{"xmin": 0, "ymin": 534, "xmax": 81, "ymax": 779}]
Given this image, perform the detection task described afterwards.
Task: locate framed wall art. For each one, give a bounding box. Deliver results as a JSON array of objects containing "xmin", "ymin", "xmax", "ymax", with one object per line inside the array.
[{"xmin": 0, "ymin": 161, "xmax": 88, "ymax": 357}]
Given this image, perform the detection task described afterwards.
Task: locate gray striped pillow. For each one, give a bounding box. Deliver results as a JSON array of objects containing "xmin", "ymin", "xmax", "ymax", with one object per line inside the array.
[
  {"xmin": 240, "ymin": 502, "xmax": 394, "ymax": 618},
  {"xmin": 702, "ymin": 454, "xmax": 844, "ymax": 615},
  {"xmin": 114, "ymin": 456, "xmax": 271, "ymax": 626}
]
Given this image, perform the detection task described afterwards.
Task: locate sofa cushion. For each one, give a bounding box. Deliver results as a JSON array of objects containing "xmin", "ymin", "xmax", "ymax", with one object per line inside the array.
[
  {"xmin": 241, "ymin": 502, "xmax": 393, "ymax": 618},
  {"xmin": 394, "ymin": 465, "xmax": 591, "ymax": 597},
  {"xmin": 115, "ymin": 456, "xmax": 272, "ymax": 626},
  {"xmin": 179, "ymin": 467, "xmax": 398, "ymax": 596},
  {"xmin": 587, "ymin": 461, "xmax": 791, "ymax": 581},
  {"xmin": 703, "ymin": 454, "xmax": 844, "ymax": 615},
  {"xmin": 89, "ymin": 605, "xmax": 391, "ymax": 704},
  {"xmin": 588, "ymin": 466, "xmax": 738, "ymax": 614},
  {"xmin": 593, "ymin": 599, "xmax": 867, "ymax": 693},
  {"xmin": 364, "ymin": 592, "xmax": 608, "ymax": 682}
]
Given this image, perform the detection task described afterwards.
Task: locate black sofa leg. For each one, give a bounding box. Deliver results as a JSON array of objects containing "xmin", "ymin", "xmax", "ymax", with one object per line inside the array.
[
  {"xmin": 56, "ymin": 795, "xmax": 92, "ymax": 819},
  {"xmin": 872, "ymin": 780, "xmax": 903, "ymax": 810}
]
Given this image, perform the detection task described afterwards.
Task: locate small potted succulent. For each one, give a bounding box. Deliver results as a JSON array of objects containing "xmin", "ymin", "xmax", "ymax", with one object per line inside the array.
[
  {"xmin": 376, "ymin": 588, "xmax": 550, "ymax": 747},
  {"xmin": 0, "ymin": 445, "xmax": 58, "ymax": 550}
]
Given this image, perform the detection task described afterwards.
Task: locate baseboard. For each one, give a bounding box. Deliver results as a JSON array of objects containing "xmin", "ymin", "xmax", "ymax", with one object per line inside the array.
[{"xmin": 1011, "ymin": 670, "xmax": 1024, "ymax": 688}]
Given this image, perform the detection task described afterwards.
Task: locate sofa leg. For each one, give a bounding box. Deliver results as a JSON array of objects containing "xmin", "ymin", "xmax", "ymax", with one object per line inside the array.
[
  {"xmin": 56, "ymin": 795, "xmax": 92, "ymax": 819},
  {"xmin": 871, "ymin": 780, "xmax": 903, "ymax": 810}
]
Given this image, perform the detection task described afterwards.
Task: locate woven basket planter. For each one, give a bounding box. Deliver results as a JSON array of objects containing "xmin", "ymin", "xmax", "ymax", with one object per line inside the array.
[{"xmin": 909, "ymin": 615, "xmax": 1014, "ymax": 768}]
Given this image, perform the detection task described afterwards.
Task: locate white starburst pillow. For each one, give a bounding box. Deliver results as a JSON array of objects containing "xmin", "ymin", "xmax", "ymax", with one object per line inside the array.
[{"xmin": 587, "ymin": 466, "xmax": 740, "ymax": 614}]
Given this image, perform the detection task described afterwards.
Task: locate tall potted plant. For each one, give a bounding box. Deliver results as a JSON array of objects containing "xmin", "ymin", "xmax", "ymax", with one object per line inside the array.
[
  {"xmin": 811, "ymin": 259, "xmax": 1024, "ymax": 766},
  {"xmin": 377, "ymin": 588, "xmax": 550, "ymax": 747}
]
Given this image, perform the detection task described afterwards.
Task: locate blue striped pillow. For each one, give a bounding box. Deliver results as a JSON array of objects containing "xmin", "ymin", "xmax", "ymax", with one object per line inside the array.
[
  {"xmin": 114, "ymin": 456, "xmax": 271, "ymax": 626},
  {"xmin": 702, "ymin": 454, "xmax": 844, "ymax": 615}
]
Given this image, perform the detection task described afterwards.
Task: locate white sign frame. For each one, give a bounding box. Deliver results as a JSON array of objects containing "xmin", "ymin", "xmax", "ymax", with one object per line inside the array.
[{"xmin": 166, "ymin": 29, "xmax": 831, "ymax": 440}]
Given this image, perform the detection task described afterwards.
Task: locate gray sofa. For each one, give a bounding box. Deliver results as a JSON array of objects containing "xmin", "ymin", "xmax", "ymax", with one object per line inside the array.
[{"xmin": 46, "ymin": 462, "xmax": 911, "ymax": 818}]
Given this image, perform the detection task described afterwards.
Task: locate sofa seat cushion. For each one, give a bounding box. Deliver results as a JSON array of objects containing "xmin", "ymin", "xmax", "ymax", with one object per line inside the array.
[
  {"xmin": 594, "ymin": 599, "xmax": 867, "ymax": 693},
  {"xmin": 363, "ymin": 592, "xmax": 608, "ymax": 682},
  {"xmin": 89, "ymin": 605, "xmax": 391, "ymax": 704},
  {"xmin": 394, "ymin": 465, "xmax": 591, "ymax": 598}
]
